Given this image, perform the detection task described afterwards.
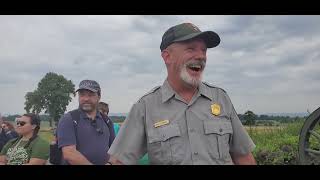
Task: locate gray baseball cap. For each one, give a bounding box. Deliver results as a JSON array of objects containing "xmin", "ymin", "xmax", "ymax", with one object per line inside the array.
[{"xmin": 76, "ymin": 80, "xmax": 101, "ymax": 93}]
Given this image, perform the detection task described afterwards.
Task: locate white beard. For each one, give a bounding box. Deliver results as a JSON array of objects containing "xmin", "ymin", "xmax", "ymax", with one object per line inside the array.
[{"xmin": 180, "ymin": 63, "xmax": 203, "ymax": 87}]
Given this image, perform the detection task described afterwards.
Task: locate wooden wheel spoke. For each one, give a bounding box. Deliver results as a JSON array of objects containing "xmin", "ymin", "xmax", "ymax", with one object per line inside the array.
[{"xmin": 309, "ymin": 130, "xmax": 320, "ymax": 142}]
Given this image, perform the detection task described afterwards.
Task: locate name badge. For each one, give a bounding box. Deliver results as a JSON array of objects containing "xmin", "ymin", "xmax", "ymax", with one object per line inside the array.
[{"xmin": 154, "ymin": 120, "xmax": 170, "ymax": 128}]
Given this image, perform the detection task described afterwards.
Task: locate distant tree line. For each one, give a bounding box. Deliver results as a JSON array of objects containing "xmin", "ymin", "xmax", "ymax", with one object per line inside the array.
[
  {"xmin": 238, "ymin": 114, "xmax": 306, "ymax": 123},
  {"xmin": 4, "ymin": 113, "xmax": 305, "ymax": 125}
]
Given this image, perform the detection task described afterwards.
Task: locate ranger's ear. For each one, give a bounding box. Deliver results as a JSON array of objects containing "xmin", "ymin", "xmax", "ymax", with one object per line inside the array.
[{"xmin": 161, "ymin": 49, "xmax": 171, "ymax": 65}]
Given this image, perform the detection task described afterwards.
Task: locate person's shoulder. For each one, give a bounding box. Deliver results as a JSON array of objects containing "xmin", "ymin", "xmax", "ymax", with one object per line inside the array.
[
  {"xmin": 203, "ymin": 82, "xmax": 234, "ymax": 104},
  {"xmin": 33, "ymin": 136, "xmax": 49, "ymax": 146},
  {"xmin": 58, "ymin": 110, "xmax": 74, "ymax": 122},
  {"xmin": 57, "ymin": 111, "xmax": 75, "ymax": 129},
  {"xmin": 3, "ymin": 137, "xmax": 20, "ymax": 149},
  {"xmin": 202, "ymin": 81, "xmax": 227, "ymax": 94},
  {"xmin": 137, "ymin": 85, "xmax": 161, "ymax": 103},
  {"xmin": 6, "ymin": 137, "xmax": 19, "ymax": 145}
]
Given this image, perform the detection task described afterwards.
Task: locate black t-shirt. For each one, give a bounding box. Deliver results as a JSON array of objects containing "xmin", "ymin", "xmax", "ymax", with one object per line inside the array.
[
  {"xmin": 0, "ymin": 129, "xmax": 19, "ymax": 151},
  {"xmin": 0, "ymin": 129, "xmax": 9, "ymax": 151}
]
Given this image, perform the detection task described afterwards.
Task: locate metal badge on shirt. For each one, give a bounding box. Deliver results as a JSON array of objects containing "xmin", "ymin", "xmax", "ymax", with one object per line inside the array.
[
  {"xmin": 154, "ymin": 120, "xmax": 170, "ymax": 128},
  {"xmin": 211, "ymin": 103, "xmax": 221, "ymax": 116}
]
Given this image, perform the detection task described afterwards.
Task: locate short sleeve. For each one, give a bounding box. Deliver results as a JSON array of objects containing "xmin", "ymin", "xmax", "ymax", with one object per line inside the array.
[
  {"xmin": 30, "ymin": 138, "xmax": 50, "ymax": 160},
  {"xmin": 108, "ymin": 101, "xmax": 147, "ymax": 165},
  {"xmin": 225, "ymin": 93, "xmax": 256, "ymax": 155},
  {"xmin": 57, "ymin": 113, "xmax": 77, "ymax": 148}
]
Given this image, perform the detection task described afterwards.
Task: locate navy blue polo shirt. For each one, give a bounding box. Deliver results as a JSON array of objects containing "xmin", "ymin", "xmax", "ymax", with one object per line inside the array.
[{"xmin": 57, "ymin": 109, "xmax": 110, "ymax": 165}]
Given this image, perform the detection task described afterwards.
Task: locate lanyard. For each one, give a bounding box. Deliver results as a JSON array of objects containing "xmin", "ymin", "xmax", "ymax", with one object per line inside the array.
[{"xmin": 7, "ymin": 138, "xmax": 24, "ymax": 164}]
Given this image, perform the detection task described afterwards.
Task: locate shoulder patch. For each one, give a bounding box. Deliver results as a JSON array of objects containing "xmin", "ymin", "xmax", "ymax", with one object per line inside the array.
[
  {"xmin": 203, "ymin": 82, "xmax": 226, "ymax": 93},
  {"xmin": 137, "ymin": 86, "xmax": 161, "ymax": 103}
]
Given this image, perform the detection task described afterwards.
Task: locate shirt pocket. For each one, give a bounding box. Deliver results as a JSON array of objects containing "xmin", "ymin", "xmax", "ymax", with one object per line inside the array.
[
  {"xmin": 204, "ymin": 120, "xmax": 233, "ymax": 160},
  {"xmin": 147, "ymin": 123, "xmax": 181, "ymax": 164}
]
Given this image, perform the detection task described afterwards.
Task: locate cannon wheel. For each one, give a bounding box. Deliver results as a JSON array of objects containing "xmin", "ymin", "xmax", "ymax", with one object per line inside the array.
[{"xmin": 298, "ymin": 107, "xmax": 320, "ymax": 164}]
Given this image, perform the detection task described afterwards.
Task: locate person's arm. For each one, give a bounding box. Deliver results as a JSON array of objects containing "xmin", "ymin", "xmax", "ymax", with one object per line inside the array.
[
  {"xmin": 0, "ymin": 139, "xmax": 12, "ymax": 165},
  {"xmin": 0, "ymin": 155, "xmax": 7, "ymax": 165},
  {"xmin": 23, "ymin": 158, "xmax": 47, "ymax": 165},
  {"xmin": 231, "ymin": 152, "xmax": 256, "ymax": 165},
  {"xmin": 107, "ymin": 100, "xmax": 147, "ymax": 165},
  {"xmin": 62, "ymin": 145, "xmax": 92, "ymax": 165},
  {"xmin": 57, "ymin": 113, "xmax": 92, "ymax": 165},
  {"xmin": 25, "ymin": 137, "xmax": 51, "ymax": 165},
  {"xmin": 223, "ymin": 91, "xmax": 257, "ymax": 164},
  {"xmin": 107, "ymin": 154, "xmax": 124, "ymax": 165}
]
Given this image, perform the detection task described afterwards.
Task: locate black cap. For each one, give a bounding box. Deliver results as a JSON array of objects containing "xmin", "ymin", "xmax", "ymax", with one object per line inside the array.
[{"xmin": 160, "ymin": 23, "xmax": 220, "ymax": 51}]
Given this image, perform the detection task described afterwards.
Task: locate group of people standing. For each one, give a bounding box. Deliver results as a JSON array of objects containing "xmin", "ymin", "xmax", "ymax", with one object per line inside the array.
[{"xmin": 0, "ymin": 22, "xmax": 256, "ymax": 165}]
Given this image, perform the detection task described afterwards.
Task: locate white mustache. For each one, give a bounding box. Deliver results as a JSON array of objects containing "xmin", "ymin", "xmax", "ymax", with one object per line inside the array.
[{"xmin": 185, "ymin": 60, "xmax": 206, "ymax": 68}]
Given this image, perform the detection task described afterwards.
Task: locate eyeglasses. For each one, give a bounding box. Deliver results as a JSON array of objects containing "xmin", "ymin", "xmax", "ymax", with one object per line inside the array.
[
  {"xmin": 16, "ymin": 121, "xmax": 27, "ymax": 127},
  {"xmin": 91, "ymin": 120, "xmax": 103, "ymax": 134}
]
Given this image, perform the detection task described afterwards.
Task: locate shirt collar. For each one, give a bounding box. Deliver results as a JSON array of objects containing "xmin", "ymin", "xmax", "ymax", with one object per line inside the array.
[
  {"xmin": 161, "ymin": 80, "xmax": 213, "ymax": 103},
  {"xmin": 79, "ymin": 108, "xmax": 102, "ymax": 120},
  {"xmin": 161, "ymin": 80, "xmax": 176, "ymax": 103},
  {"xmin": 198, "ymin": 82, "xmax": 213, "ymax": 101}
]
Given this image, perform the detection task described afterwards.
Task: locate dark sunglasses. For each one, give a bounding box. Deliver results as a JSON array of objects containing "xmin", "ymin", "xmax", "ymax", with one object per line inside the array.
[
  {"xmin": 16, "ymin": 121, "xmax": 27, "ymax": 126},
  {"xmin": 91, "ymin": 120, "xmax": 103, "ymax": 134}
]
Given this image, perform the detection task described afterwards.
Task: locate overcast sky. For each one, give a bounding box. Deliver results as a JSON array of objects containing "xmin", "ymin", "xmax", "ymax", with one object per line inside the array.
[{"xmin": 0, "ymin": 15, "xmax": 319, "ymax": 116}]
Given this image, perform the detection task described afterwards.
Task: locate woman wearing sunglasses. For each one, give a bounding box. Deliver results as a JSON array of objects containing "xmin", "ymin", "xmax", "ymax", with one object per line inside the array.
[{"xmin": 0, "ymin": 113, "xmax": 49, "ymax": 165}]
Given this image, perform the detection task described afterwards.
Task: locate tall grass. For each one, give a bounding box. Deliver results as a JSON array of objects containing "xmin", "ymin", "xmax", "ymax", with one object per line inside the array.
[
  {"xmin": 38, "ymin": 121, "xmax": 55, "ymax": 143},
  {"xmin": 249, "ymin": 121, "xmax": 304, "ymax": 165}
]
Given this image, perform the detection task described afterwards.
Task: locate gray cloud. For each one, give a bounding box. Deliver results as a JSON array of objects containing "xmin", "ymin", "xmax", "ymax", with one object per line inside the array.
[{"xmin": 0, "ymin": 15, "xmax": 319, "ymax": 115}]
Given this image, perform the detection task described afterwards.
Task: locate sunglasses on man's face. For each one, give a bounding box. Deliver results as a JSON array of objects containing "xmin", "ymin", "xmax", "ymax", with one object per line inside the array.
[{"xmin": 16, "ymin": 121, "xmax": 27, "ymax": 127}]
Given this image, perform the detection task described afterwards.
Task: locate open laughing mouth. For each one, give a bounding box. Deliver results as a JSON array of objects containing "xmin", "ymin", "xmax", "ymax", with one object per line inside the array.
[
  {"xmin": 187, "ymin": 64, "xmax": 203, "ymax": 72},
  {"xmin": 185, "ymin": 60, "xmax": 206, "ymax": 74}
]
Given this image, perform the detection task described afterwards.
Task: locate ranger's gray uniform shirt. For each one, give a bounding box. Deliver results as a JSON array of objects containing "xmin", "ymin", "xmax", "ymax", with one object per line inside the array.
[{"xmin": 108, "ymin": 80, "xmax": 255, "ymax": 165}]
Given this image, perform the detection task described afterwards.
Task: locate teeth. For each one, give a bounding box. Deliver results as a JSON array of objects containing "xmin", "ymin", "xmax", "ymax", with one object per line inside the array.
[{"xmin": 189, "ymin": 64, "xmax": 201, "ymax": 68}]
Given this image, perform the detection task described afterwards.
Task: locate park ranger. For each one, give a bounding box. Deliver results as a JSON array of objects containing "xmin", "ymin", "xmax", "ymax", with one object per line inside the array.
[{"xmin": 107, "ymin": 22, "xmax": 256, "ymax": 165}]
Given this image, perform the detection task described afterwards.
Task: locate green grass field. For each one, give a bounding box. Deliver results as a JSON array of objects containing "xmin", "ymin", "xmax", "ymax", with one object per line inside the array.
[
  {"xmin": 38, "ymin": 121, "xmax": 54, "ymax": 143},
  {"xmin": 38, "ymin": 131, "xmax": 54, "ymax": 143},
  {"xmin": 249, "ymin": 121, "xmax": 304, "ymax": 164}
]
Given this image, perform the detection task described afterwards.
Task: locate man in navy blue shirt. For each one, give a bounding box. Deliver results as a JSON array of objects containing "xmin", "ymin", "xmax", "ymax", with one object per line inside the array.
[{"xmin": 57, "ymin": 80, "xmax": 114, "ymax": 165}]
